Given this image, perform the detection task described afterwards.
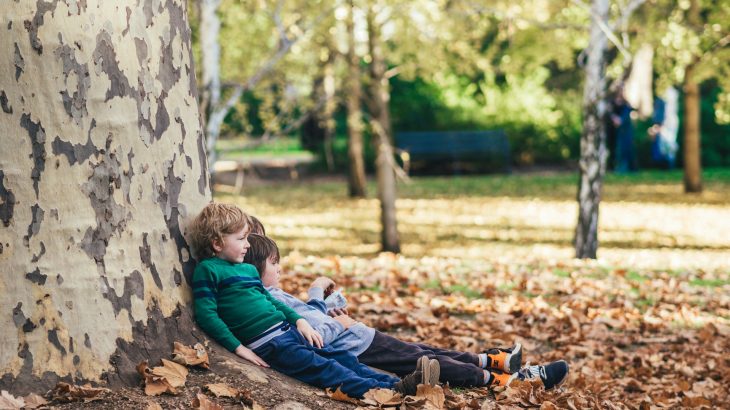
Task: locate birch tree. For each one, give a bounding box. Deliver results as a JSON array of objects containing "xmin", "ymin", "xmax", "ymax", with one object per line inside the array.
[{"xmin": 0, "ymin": 0, "xmax": 209, "ymax": 393}]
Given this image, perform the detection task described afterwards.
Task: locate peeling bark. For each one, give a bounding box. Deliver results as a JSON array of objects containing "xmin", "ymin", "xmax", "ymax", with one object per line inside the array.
[{"xmin": 1, "ymin": 0, "xmax": 210, "ymax": 394}]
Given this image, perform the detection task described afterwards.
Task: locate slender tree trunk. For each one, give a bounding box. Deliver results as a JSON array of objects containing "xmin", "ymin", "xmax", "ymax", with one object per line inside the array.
[
  {"xmin": 367, "ymin": 5, "xmax": 400, "ymax": 253},
  {"xmin": 574, "ymin": 0, "xmax": 610, "ymax": 259},
  {"xmin": 683, "ymin": 0, "xmax": 702, "ymax": 193},
  {"xmin": 200, "ymin": 0, "xmax": 222, "ymax": 177},
  {"xmin": 0, "ymin": 0, "xmax": 209, "ymax": 394},
  {"xmin": 322, "ymin": 52, "xmax": 337, "ymax": 172},
  {"xmin": 346, "ymin": 0, "xmax": 367, "ymax": 198}
]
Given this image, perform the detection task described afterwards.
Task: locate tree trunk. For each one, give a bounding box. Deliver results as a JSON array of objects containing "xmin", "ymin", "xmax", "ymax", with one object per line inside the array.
[
  {"xmin": 683, "ymin": 0, "xmax": 702, "ymax": 193},
  {"xmin": 0, "ymin": 0, "xmax": 210, "ymax": 395},
  {"xmin": 346, "ymin": 0, "xmax": 367, "ymax": 198},
  {"xmin": 574, "ymin": 0, "xmax": 610, "ymax": 259},
  {"xmin": 367, "ymin": 5, "xmax": 400, "ymax": 253},
  {"xmin": 682, "ymin": 66, "xmax": 702, "ymax": 193},
  {"xmin": 200, "ymin": 0, "xmax": 222, "ymax": 177}
]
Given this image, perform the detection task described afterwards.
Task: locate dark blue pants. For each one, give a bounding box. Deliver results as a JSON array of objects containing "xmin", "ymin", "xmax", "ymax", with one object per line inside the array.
[
  {"xmin": 358, "ymin": 331, "xmax": 485, "ymax": 387},
  {"xmin": 253, "ymin": 328, "xmax": 398, "ymax": 398}
]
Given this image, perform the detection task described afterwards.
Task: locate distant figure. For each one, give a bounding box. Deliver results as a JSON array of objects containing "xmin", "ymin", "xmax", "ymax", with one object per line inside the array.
[
  {"xmin": 611, "ymin": 91, "xmax": 637, "ymax": 173},
  {"xmin": 648, "ymin": 87, "xmax": 679, "ymax": 169}
]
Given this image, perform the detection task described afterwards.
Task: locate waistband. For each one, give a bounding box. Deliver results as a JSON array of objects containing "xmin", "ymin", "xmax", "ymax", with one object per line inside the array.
[{"xmin": 245, "ymin": 322, "xmax": 290, "ymax": 350}]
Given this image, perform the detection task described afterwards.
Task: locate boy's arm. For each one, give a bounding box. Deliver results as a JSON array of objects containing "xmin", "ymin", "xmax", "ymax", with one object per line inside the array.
[
  {"xmin": 306, "ymin": 287, "xmax": 328, "ymax": 314},
  {"xmin": 193, "ymin": 267, "xmax": 242, "ymax": 352},
  {"xmin": 263, "ymin": 288, "xmax": 303, "ymax": 325}
]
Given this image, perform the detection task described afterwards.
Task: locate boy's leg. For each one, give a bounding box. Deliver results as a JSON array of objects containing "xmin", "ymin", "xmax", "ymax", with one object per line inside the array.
[
  {"xmin": 409, "ymin": 342, "xmax": 479, "ymax": 366},
  {"xmin": 317, "ymin": 344, "xmax": 399, "ymax": 384},
  {"xmin": 358, "ymin": 331, "xmax": 485, "ymax": 387},
  {"xmin": 254, "ymin": 330, "xmax": 393, "ymax": 398}
]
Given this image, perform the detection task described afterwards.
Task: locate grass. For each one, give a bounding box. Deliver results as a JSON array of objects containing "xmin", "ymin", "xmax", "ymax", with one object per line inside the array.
[{"xmin": 218, "ymin": 168, "xmax": 730, "ymax": 271}]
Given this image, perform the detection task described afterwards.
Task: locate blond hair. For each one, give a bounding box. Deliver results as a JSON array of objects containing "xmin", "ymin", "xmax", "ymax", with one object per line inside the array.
[{"xmin": 188, "ymin": 202, "xmax": 250, "ymax": 259}]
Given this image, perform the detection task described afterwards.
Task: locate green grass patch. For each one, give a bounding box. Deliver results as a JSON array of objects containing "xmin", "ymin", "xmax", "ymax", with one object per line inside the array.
[
  {"xmin": 553, "ymin": 269, "xmax": 571, "ymax": 278},
  {"xmin": 626, "ymin": 270, "xmax": 648, "ymax": 282},
  {"xmin": 444, "ymin": 284, "xmax": 483, "ymax": 299},
  {"xmin": 689, "ymin": 278, "xmax": 730, "ymax": 287}
]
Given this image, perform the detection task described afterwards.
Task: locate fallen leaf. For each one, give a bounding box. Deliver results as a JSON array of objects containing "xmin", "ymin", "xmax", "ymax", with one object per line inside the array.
[
  {"xmin": 325, "ymin": 387, "xmax": 360, "ymax": 404},
  {"xmin": 22, "ymin": 393, "xmax": 47, "ymax": 409},
  {"xmin": 0, "ymin": 390, "xmax": 24, "ymax": 409},
  {"xmin": 362, "ymin": 387, "xmax": 403, "ymax": 406},
  {"xmin": 137, "ymin": 359, "xmax": 189, "ymax": 396},
  {"xmin": 205, "ymin": 383, "xmax": 240, "ymax": 398},
  {"xmin": 415, "ymin": 384, "xmax": 445, "ymax": 409},
  {"xmin": 172, "ymin": 342, "xmax": 210, "ymax": 369},
  {"xmin": 49, "ymin": 382, "xmax": 110, "ymax": 403},
  {"xmin": 146, "ymin": 402, "xmax": 163, "ymax": 410},
  {"xmin": 192, "ymin": 393, "xmax": 224, "ymax": 410}
]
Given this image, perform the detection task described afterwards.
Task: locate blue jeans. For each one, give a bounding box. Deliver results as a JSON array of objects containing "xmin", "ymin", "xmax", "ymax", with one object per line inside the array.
[{"xmin": 253, "ymin": 328, "xmax": 398, "ymax": 398}]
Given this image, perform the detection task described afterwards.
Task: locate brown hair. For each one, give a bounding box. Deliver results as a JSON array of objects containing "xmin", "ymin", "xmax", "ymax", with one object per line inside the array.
[
  {"xmin": 188, "ymin": 202, "xmax": 250, "ymax": 259},
  {"xmin": 248, "ymin": 215, "xmax": 266, "ymax": 236},
  {"xmin": 243, "ymin": 234, "xmax": 279, "ymax": 276}
]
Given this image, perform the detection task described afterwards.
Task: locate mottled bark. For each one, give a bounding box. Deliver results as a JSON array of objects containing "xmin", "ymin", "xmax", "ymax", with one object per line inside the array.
[
  {"xmin": 346, "ymin": 0, "xmax": 367, "ymax": 198},
  {"xmin": 367, "ymin": 6, "xmax": 399, "ymax": 253},
  {"xmin": 0, "ymin": 0, "xmax": 209, "ymax": 394},
  {"xmin": 683, "ymin": 0, "xmax": 702, "ymax": 193},
  {"xmin": 574, "ymin": 0, "xmax": 609, "ymax": 259}
]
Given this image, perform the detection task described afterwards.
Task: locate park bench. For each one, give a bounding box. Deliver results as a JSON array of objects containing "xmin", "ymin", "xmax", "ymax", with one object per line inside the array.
[{"xmin": 395, "ymin": 130, "xmax": 511, "ymax": 174}]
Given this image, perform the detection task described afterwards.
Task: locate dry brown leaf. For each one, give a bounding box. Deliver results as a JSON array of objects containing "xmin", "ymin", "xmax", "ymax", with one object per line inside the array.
[
  {"xmin": 172, "ymin": 341, "xmax": 210, "ymax": 369},
  {"xmin": 362, "ymin": 387, "xmax": 403, "ymax": 406},
  {"xmin": 325, "ymin": 387, "xmax": 360, "ymax": 404},
  {"xmin": 415, "ymin": 384, "xmax": 445, "ymax": 409},
  {"xmin": 146, "ymin": 402, "xmax": 163, "ymax": 410},
  {"xmin": 49, "ymin": 382, "xmax": 110, "ymax": 403},
  {"xmin": 0, "ymin": 390, "xmax": 24, "ymax": 409},
  {"xmin": 137, "ymin": 359, "xmax": 189, "ymax": 396},
  {"xmin": 192, "ymin": 393, "xmax": 224, "ymax": 410},
  {"xmin": 205, "ymin": 383, "xmax": 241, "ymax": 398},
  {"xmin": 22, "ymin": 392, "xmax": 47, "ymax": 409}
]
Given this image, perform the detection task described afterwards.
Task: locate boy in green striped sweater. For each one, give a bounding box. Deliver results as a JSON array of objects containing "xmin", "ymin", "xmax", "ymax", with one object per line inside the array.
[{"xmin": 188, "ymin": 203, "xmax": 438, "ymax": 398}]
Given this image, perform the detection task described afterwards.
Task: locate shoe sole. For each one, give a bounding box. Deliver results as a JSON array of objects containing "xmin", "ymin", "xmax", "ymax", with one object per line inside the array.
[
  {"xmin": 416, "ymin": 356, "xmax": 429, "ymax": 374},
  {"xmin": 427, "ymin": 359, "xmax": 440, "ymax": 386},
  {"xmin": 507, "ymin": 343, "xmax": 522, "ymax": 373}
]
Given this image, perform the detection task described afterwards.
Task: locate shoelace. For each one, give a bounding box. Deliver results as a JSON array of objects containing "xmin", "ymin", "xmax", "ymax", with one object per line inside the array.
[{"xmin": 518, "ymin": 363, "xmax": 544, "ymax": 380}]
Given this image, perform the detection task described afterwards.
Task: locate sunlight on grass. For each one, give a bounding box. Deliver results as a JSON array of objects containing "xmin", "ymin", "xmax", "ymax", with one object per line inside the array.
[{"xmin": 218, "ymin": 169, "xmax": 730, "ymax": 271}]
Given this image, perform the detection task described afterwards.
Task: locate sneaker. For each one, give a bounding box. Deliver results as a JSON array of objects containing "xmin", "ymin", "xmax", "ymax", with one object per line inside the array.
[
  {"xmin": 394, "ymin": 356, "xmax": 440, "ymax": 395},
  {"xmin": 486, "ymin": 369, "xmax": 518, "ymax": 388},
  {"xmin": 516, "ymin": 360, "xmax": 569, "ymax": 390},
  {"xmin": 484, "ymin": 342, "xmax": 522, "ymax": 373},
  {"xmin": 424, "ymin": 358, "xmax": 440, "ymax": 386}
]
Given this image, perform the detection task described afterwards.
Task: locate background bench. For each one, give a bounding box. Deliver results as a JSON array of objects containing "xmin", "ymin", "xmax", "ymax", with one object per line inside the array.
[{"xmin": 395, "ymin": 130, "xmax": 511, "ymax": 175}]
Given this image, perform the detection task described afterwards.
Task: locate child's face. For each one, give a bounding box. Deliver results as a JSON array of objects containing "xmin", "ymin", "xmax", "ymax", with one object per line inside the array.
[
  {"xmin": 261, "ymin": 257, "xmax": 281, "ymax": 287},
  {"xmin": 213, "ymin": 228, "xmax": 250, "ymax": 263}
]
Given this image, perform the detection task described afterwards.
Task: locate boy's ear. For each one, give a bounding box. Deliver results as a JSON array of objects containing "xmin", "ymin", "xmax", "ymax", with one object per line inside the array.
[{"xmin": 211, "ymin": 238, "xmax": 224, "ymax": 253}]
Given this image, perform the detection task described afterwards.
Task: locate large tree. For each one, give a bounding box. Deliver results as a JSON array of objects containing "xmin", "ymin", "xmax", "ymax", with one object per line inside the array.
[{"xmin": 0, "ymin": 0, "xmax": 209, "ymax": 394}]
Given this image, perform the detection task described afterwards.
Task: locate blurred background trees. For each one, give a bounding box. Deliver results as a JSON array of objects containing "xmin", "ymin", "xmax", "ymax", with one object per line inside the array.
[{"xmin": 187, "ymin": 0, "xmax": 729, "ymax": 256}]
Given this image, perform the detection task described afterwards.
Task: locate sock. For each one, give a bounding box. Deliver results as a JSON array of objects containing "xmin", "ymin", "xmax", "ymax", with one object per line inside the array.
[
  {"xmin": 478, "ymin": 353, "xmax": 489, "ymax": 368},
  {"xmin": 483, "ymin": 370, "xmax": 492, "ymax": 385}
]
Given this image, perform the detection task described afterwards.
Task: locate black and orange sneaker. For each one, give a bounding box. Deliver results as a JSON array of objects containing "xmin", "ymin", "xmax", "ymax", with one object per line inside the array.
[
  {"xmin": 486, "ymin": 369, "xmax": 518, "ymax": 388},
  {"xmin": 516, "ymin": 360, "xmax": 569, "ymax": 390},
  {"xmin": 484, "ymin": 342, "xmax": 522, "ymax": 373}
]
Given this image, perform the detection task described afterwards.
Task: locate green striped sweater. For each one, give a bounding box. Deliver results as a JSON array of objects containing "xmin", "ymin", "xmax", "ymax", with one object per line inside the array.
[{"xmin": 192, "ymin": 257, "xmax": 303, "ymax": 351}]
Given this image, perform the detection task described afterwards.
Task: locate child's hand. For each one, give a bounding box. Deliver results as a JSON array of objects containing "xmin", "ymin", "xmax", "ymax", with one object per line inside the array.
[
  {"xmin": 311, "ymin": 277, "xmax": 336, "ymax": 297},
  {"xmin": 332, "ymin": 314, "xmax": 358, "ymax": 330},
  {"xmin": 234, "ymin": 345, "xmax": 270, "ymax": 367},
  {"xmin": 296, "ymin": 319, "xmax": 324, "ymax": 348},
  {"xmin": 328, "ymin": 307, "xmax": 349, "ymax": 317}
]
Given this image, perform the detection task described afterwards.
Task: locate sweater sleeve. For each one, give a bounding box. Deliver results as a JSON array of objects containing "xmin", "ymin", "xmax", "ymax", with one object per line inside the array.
[
  {"xmin": 306, "ymin": 287, "xmax": 328, "ymax": 314},
  {"xmin": 192, "ymin": 264, "xmax": 242, "ymax": 352},
  {"xmin": 263, "ymin": 288, "xmax": 303, "ymax": 325}
]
